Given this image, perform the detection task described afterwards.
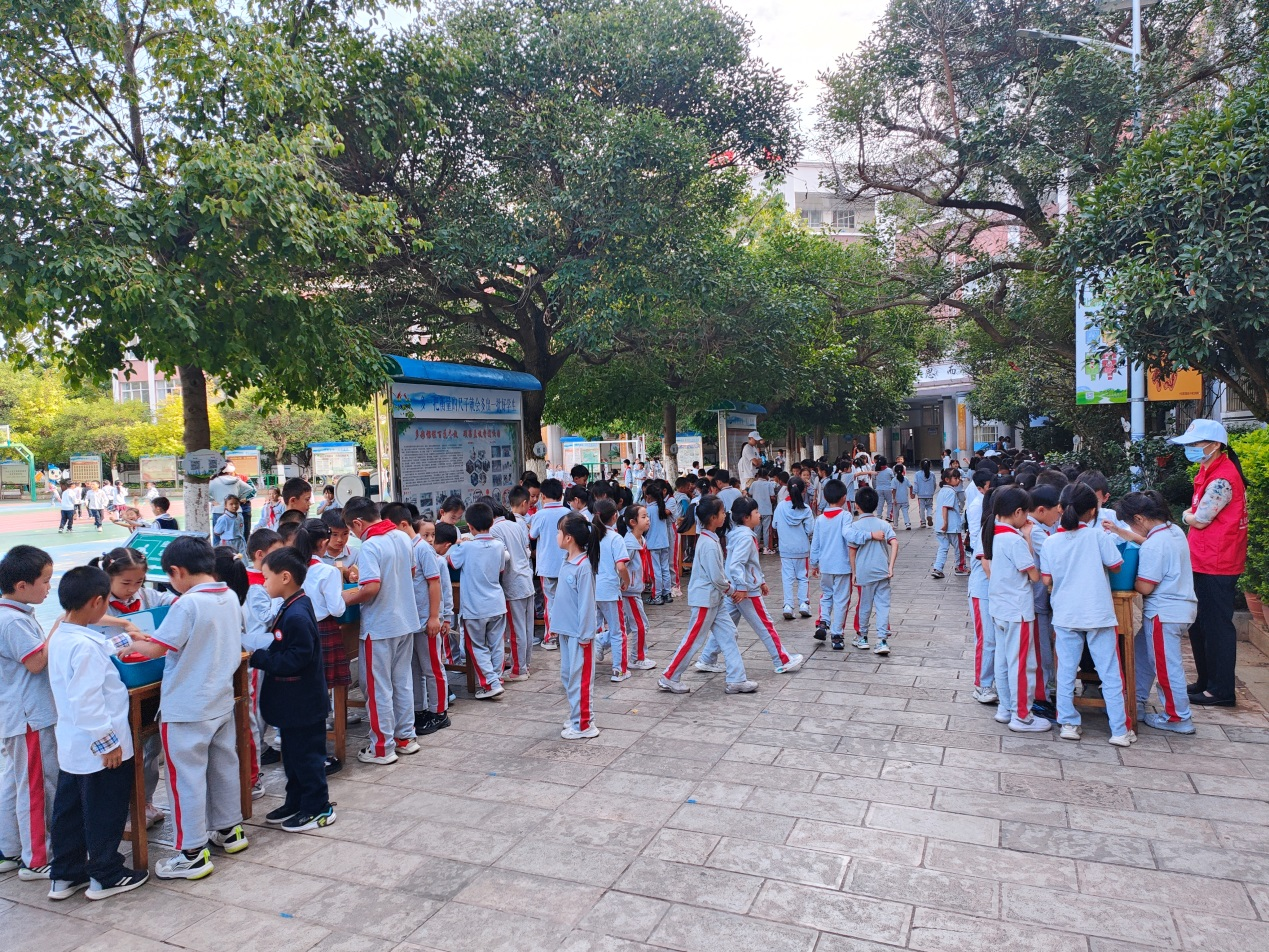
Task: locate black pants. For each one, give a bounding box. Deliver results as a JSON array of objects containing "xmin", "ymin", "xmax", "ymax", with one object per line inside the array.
[
  {"xmin": 59, "ymin": 510, "xmax": 74, "ymax": 530},
  {"xmin": 1190, "ymin": 572, "xmax": 1239, "ymax": 699},
  {"xmin": 279, "ymin": 721, "xmax": 329, "ymax": 815},
  {"xmin": 50, "ymin": 759, "xmax": 134, "ymax": 885}
]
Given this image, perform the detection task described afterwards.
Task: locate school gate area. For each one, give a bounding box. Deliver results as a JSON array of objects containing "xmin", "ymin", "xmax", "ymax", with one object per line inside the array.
[{"xmin": 5, "ymin": 527, "xmax": 1269, "ymax": 951}]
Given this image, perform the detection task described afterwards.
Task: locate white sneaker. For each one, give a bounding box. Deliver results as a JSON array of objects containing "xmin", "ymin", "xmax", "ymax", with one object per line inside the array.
[
  {"xmin": 872, "ymin": 639, "xmax": 890, "ymax": 656},
  {"xmin": 474, "ymin": 684, "xmax": 505, "ymax": 700},
  {"xmin": 504, "ymin": 671, "xmax": 530, "ymax": 683},
  {"xmin": 17, "ymin": 864, "xmax": 50, "ymax": 880},
  {"xmin": 1059, "ymin": 724, "xmax": 1083, "ymax": 741},
  {"xmin": 694, "ymin": 660, "xmax": 726, "ymax": 674},
  {"xmin": 658, "ymin": 676, "xmax": 690, "ymax": 694},
  {"xmin": 155, "ymin": 847, "xmax": 214, "ymax": 880},
  {"xmin": 630, "ymin": 659, "xmax": 657, "ymax": 670},
  {"xmin": 560, "ymin": 725, "xmax": 601, "ymax": 740},
  {"xmin": 86, "ymin": 869, "xmax": 149, "ymax": 901},
  {"xmin": 1009, "ymin": 715, "xmax": 1052, "ymax": 733},
  {"xmin": 972, "ymin": 686, "xmax": 999, "ymax": 704},
  {"xmin": 394, "ymin": 738, "xmax": 421, "ymax": 754},
  {"xmin": 993, "ymin": 708, "xmax": 1012, "ymax": 724},
  {"xmin": 610, "ymin": 670, "xmax": 632, "ymax": 682},
  {"xmin": 782, "ymin": 606, "xmax": 794, "ymax": 620},
  {"xmin": 595, "ymin": 643, "xmax": 609, "ymax": 663},
  {"xmin": 1108, "ymin": 734, "xmax": 1134, "ymax": 748},
  {"xmin": 798, "ymin": 602, "xmax": 812, "ymax": 618},
  {"xmin": 725, "ymin": 680, "xmax": 759, "ymax": 694},
  {"xmin": 0, "ymin": 855, "xmax": 19, "ymax": 874},
  {"xmin": 356, "ymin": 746, "xmax": 399, "ymax": 766},
  {"xmin": 774, "ymin": 653, "xmax": 804, "ymax": 674},
  {"xmin": 851, "ymin": 635, "xmax": 869, "ymax": 650},
  {"xmin": 541, "ymin": 639, "xmax": 560, "ymax": 651},
  {"xmin": 208, "ymin": 825, "xmax": 249, "ymax": 854}
]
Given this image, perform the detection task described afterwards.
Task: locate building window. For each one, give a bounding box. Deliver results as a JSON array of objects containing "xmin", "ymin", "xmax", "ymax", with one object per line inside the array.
[
  {"xmin": 832, "ymin": 208, "xmax": 855, "ymax": 230},
  {"xmin": 154, "ymin": 379, "xmax": 180, "ymax": 404},
  {"xmin": 118, "ymin": 380, "xmax": 150, "ymax": 404},
  {"xmin": 973, "ymin": 423, "xmax": 1003, "ymax": 447},
  {"xmin": 801, "ymin": 209, "xmax": 823, "ymax": 227}
]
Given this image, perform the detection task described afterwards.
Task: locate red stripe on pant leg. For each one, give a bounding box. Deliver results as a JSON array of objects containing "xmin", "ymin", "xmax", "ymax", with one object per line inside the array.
[
  {"xmin": 626, "ymin": 597, "xmax": 647, "ymax": 660},
  {"xmin": 579, "ymin": 641, "xmax": 594, "ymax": 731},
  {"xmin": 1033, "ymin": 625, "xmax": 1047, "ymax": 702},
  {"xmin": 543, "ymin": 590, "xmax": 552, "ymax": 645},
  {"xmin": 672, "ymin": 532, "xmax": 681, "ymax": 585},
  {"xmin": 751, "ymin": 597, "xmax": 790, "ymax": 664},
  {"xmin": 248, "ymin": 670, "xmax": 261, "ymax": 785},
  {"xmin": 1152, "ymin": 615, "xmax": 1179, "ymax": 720},
  {"xmin": 465, "ymin": 630, "xmax": 490, "ymax": 691},
  {"xmin": 853, "ymin": 585, "xmax": 862, "ymax": 635},
  {"xmin": 1016, "ymin": 622, "xmax": 1032, "ymax": 720},
  {"xmin": 506, "ymin": 601, "xmax": 520, "ymax": 676},
  {"xmin": 971, "ymin": 598, "xmax": 984, "ymax": 689},
  {"xmin": 428, "ymin": 634, "xmax": 449, "ymax": 714},
  {"xmin": 24, "ymin": 728, "xmax": 48, "ymax": 867},
  {"xmin": 664, "ymin": 608, "xmax": 710, "ymax": 678},
  {"xmin": 363, "ymin": 637, "xmax": 387, "ymax": 757},
  {"xmin": 160, "ymin": 722, "xmax": 185, "ymax": 850},
  {"xmin": 617, "ymin": 604, "xmax": 628, "ymax": 674}
]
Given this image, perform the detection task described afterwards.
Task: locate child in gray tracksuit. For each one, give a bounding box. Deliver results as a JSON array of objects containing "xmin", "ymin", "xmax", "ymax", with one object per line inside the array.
[
  {"xmin": 446, "ymin": 503, "xmax": 510, "ymax": 701},
  {"xmin": 846, "ymin": 486, "xmax": 899, "ymax": 655},
  {"xmin": 809, "ymin": 479, "xmax": 853, "ymax": 651}
]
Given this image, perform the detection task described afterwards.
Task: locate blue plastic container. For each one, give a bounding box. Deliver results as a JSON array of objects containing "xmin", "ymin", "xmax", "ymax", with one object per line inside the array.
[
  {"xmin": 111, "ymin": 655, "xmax": 165, "ymax": 688},
  {"xmin": 336, "ymin": 583, "xmax": 360, "ymax": 625},
  {"xmin": 1109, "ymin": 540, "xmax": 1140, "ymax": 591}
]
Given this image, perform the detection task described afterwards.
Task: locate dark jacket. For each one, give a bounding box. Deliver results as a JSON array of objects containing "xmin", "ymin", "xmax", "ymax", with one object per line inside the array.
[{"xmin": 249, "ymin": 591, "xmax": 328, "ymax": 727}]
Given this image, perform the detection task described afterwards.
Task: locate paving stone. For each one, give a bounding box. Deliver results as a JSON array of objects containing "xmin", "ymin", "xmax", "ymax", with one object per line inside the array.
[
  {"xmin": 293, "ymin": 882, "xmax": 443, "ymax": 941},
  {"xmin": 786, "ymin": 818, "xmax": 926, "ymax": 866},
  {"xmin": 880, "ymin": 760, "xmax": 1000, "ymax": 793},
  {"xmin": 997, "ymin": 773, "xmax": 1134, "ymax": 811},
  {"xmin": 1002, "ymin": 884, "xmax": 1177, "ymax": 945},
  {"xmin": 750, "ymin": 880, "xmax": 911, "ymax": 945},
  {"xmin": 167, "ymin": 904, "xmax": 331, "ymax": 952},
  {"xmin": 812, "ymin": 774, "xmax": 936, "ymax": 808},
  {"xmin": 847, "ymin": 859, "xmax": 997, "ymax": 916},
  {"xmin": 909, "ymin": 908, "xmax": 1088, "ymax": 952},
  {"xmin": 648, "ymin": 903, "xmax": 817, "ymax": 952},
  {"xmin": 1000, "ymin": 822, "xmax": 1155, "ymax": 868},
  {"xmin": 1132, "ymin": 788, "xmax": 1269, "ymax": 825},
  {"xmin": 666, "ymin": 802, "xmax": 796, "ymax": 844},
  {"xmin": 1173, "ymin": 911, "xmax": 1269, "ymax": 952},
  {"xmin": 923, "ymin": 840, "xmax": 1079, "ymax": 890},
  {"xmin": 642, "ymin": 828, "xmax": 721, "ymax": 865},
  {"xmin": 613, "ymin": 857, "xmax": 763, "ymax": 914},
  {"xmin": 496, "ymin": 835, "xmax": 634, "ymax": 887},
  {"xmin": 406, "ymin": 902, "xmax": 570, "ymax": 952},
  {"xmin": 933, "ymin": 787, "xmax": 1067, "ymax": 827},
  {"xmin": 744, "ymin": 786, "xmax": 869, "ymax": 824},
  {"xmin": 866, "ymin": 803, "xmax": 1000, "ymax": 847},
  {"xmin": 1152, "ymin": 841, "xmax": 1269, "ymax": 884},
  {"xmin": 1074, "ymin": 861, "xmax": 1255, "ymax": 918},
  {"xmin": 707, "ymin": 758, "xmax": 821, "ymax": 791},
  {"xmin": 1065, "ymin": 805, "xmax": 1219, "ymax": 845},
  {"xmin": 577, "ymin": 892, "xmax": 671, "ymax": 942},
  {"xmin": 706, "ymin": 836, "xmax": 848, "ymax": 888}
]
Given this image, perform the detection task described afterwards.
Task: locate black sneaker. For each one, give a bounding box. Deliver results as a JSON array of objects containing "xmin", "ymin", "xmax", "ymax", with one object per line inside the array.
[
  {"xmin": 48, "ymin": 878, "xmax": 90, "ymax": 900},
  {"xmin": 266, "ymin": 804, "xmax": 300, "ymax": 826},
  {"xmin": 831, "ymin": 635, "xmax": 845, "ymax": 651},
  {"xmin": 282, "ymin": 807, "xmax": 337, "ymax": 832},
  {"xmin": 260, "ymin": 746, "xmax": 282, "ymax": 766},
  {"xmin": 86, "ymin": 868, "xmax": 148, "ymax": 900},
  {"xmin": 417, "ymin": 712, "xmax": 450, "ymax": 735},
  {"xmin": 324, "ymin": 756, "xmax": 343, "ymax": 775},
  {"xmin": 814, "ymin": 625, "xmax": 828, "ymax": 642},
  {"xmin": 1031, "ymin": 700, "xmax": 1057, "ymax": 721}
]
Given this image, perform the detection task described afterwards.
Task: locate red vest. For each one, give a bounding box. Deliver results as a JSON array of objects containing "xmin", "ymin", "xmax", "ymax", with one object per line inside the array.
[{"xmin": 1188, "ymin": 453, "xmax": 1248, "ymax": 575}]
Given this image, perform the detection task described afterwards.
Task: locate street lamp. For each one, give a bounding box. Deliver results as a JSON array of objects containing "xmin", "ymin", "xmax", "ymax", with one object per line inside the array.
[{"xmin": 1017, "ymin": 0, "xmax": 1154, "ymax": 442}]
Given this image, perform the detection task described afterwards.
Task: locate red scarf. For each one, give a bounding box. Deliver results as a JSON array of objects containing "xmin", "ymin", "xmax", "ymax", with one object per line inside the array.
[
  {"xmin": 109, "ymin": 598, "xmax": 141, "ymax": 614},
  {"xmin": 360, "ymin": 520, "xmax": 397, "ymax": 540}
]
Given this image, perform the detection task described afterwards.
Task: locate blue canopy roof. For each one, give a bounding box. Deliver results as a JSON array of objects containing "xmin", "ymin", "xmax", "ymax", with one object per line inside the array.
[
  {"xmin": 707, "ymin": 400, "xmax": 767, "ymax": 414},
  {"xmin": 386, "ymin": 355, "xmax": 542, "ymax": 392}
]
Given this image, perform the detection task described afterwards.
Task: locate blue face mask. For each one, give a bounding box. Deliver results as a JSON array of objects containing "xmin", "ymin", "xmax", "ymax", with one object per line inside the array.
[{"xmin": 1184, "ymin": 445, "xmax": 1208, "ymax": 463}]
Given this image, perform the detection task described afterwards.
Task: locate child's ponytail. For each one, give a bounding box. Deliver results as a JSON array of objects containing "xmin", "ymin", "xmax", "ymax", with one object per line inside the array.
[
  {"xmin": 1058, "ymin": 483, "xmax": 1099, "ymax": 532},
  {"xmin": 560, "ymin": 512, "xmax": 601, "ymax": 573},
  {"xmin": 788, "ymin": 476, "xmax": 807, "ymax": 511},
  {"xmin": 979, "ymin": 487, "xmax": 997, "ymax": 560},
  {"xmin": 592, "ymin": 499, "xmax": 615, "ymax": 549}
]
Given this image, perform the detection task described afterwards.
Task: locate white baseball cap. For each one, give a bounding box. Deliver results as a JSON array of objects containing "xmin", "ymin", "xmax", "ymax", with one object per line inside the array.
[
  {"xmin": 747, "ymin": 430, "xmax": 763, "ymax": 441},
  {"xmin": 1169, "ymin": 418, "xmax": 1229, "ymax": 446}
]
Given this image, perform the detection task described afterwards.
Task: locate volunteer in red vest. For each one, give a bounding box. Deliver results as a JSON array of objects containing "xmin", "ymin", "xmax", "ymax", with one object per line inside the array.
[{"xmin": 1171, "ymin": 419, "xmax": 1249, "ymax": 707}]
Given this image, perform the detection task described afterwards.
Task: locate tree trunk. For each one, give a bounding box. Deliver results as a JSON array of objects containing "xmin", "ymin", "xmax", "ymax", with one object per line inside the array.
[
  {"xmin": 662, "ymin": 401, "xmax": 678, "ymax": 480},
  {"xmin": 522, "ymin": 386, "xmax": 546, "ymax": 468},
  {"xmin": 179, "ymin": 364, "xmax": 212, "ymax": 535}
]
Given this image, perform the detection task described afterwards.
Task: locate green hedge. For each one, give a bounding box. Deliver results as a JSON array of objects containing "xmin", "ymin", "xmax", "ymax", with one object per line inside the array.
[{"xmin": 1231, "ymin": 428, "xmax": 1269, "ymax": 600}]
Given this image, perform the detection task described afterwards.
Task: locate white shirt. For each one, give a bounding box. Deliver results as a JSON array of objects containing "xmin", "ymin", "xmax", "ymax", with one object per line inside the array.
[
  {"xmin": 357, "ymin": 525, "xmax": 422, "ymax": 640},
  {"xmin": 987, "ymin": 526, "xmax": 1036, "ymax": 623},
  {"xmin": 304, "ymin": 558, "xmax": 346, "ymax": 623},
  {"xmin": 490, "ymin": 517, "xmax": 534, "ymax": 601},
  {"xmin": 48, "ymin": 623, "xmax": 134, "ymax": 774},
  {"xmin": 1039, "ymin": 524, "xmax": 1123, "ymax": 630},
  {"xmin": 1137, "ymin": 523, "xmax": 1197, "ymax": 623},
  {"xmin": 152, "ymin": 581, "xmax": 243, "ymax": 721}
]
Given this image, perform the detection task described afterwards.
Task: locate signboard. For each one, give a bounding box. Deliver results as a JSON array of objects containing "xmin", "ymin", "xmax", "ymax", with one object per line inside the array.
[
  {"xmin": 139, "ymin": 455, "xmax": 179, "ymax": 483},
  {"xmin": 718, "ymin": 413, "xmax": 758, "ymax": 471},
  {"xmin": 390, "ymin": 383, "xmax": 521, "ymax": 421},
  {"xmin": 182, "ymin": 450, "xmax": 225, "ymax": 478},
  {"xmin": 310, "ymin": 442, "xmax": 359, "ymax": 479},
  {"xmin": 225, "ymin": 446, "xmax": 261, "ymax": 478},
  {"xmin": 561, "ymin": 440, "xmax": 601, "ymax": 471},
  {"xmin": 1148, "ymin": 368, "xmax": 1202, "ymax": 402},
  {"xmin": 1075, "ymin": 284, "xmax": 1128, "ymax": 405},
  {"xmin": 69, "ymin": 454, "xmax": 103, "ymax": 484},
  {"xmin": 124, "ymin": 528, "xmax": 203, "ymax": 581},
  {"xmin": 395, "ymin": 420, "xmax": 521, "ymax": 520},
  {"xmin": 0, "ymin": 461, "xmax": 28, "ymax": 483},
  {"xmin": 676, "ymin": 432, "xmax": 704, "ymax": 473}
]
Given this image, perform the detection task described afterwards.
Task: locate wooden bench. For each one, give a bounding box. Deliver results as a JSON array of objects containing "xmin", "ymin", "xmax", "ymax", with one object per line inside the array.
[{"xmin": 1071, "ymin": 589, "xmax": 1139, "ymax": 732}]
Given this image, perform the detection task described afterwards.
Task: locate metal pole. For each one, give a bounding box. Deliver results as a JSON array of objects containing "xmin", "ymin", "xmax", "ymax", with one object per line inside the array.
[{"xmin": 1128, "ymin": 0, "xmax": 1147, "ymax": 442}]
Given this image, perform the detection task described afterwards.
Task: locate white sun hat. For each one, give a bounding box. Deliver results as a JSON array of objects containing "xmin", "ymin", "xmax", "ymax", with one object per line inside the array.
[{"xmin": 1168, "ymin": 418, "xmax": 1229, "ymax": 446}]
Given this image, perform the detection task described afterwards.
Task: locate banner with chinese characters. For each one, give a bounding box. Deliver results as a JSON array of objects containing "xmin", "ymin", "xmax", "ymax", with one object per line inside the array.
[
  {"xmin": 1075, "ymin": 284, "xmax": 1128, "ymax": 405},
  {"xmin": 391, "ymin": 383, "xmax": 522, "ymax": 421},
  {"xmin": 395, "ymin": 420, "xmax": 520, "ymax": 519},
  {"xmin": 1147, "ymin": 368, "xmax": 1202, "ymax": 402}
]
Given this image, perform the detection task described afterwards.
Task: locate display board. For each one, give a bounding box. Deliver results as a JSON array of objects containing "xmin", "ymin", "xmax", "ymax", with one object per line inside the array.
[
  {"xmin": 395, "ymin": 419, "xmax": 521, "ymax": 520},
  {"xmin": 391, "ymin": 383, "xmax": 522, "ymax": 421},
  {"xmin": 717, "ymin": 412, "xmax": 757, "ymax": 472},
  {"xmin": 310, "ymin": 442, "xmax": 359, "ymax": 479},
  {"xmin": 70, "ymin": 454, "xmax": 103, "ymax": 484},
  {"xmin": 139, "ymin": 455, "xmax": 179, "ymax": 483},
  {"xmin": 1148, "ymin": 368, "xmax": 1202, "ymax": 401},
  {"xmin": 225, "ymin": 447, "xmax": 262, "ymax": 478},
  {"xmin": 1075, "ymin": 283, "xmax": 1127, "ymax": 405},
  {"xmin": 123, "ymin": 528, "xmax": 202, "ymax": 581},
  {"xmin": 676, "ymin": 433, "xmax": 705, "ymax": 474},
  {"xmin": 561, "ymin": 440, "xmax": 601, "ymax": 471}
]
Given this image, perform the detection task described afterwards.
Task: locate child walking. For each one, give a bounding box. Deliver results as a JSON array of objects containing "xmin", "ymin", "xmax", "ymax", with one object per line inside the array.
[
  {"xmin": 846, "ymin": 487, "xmax": 898, "ymax": 655},
  {"xmin": 891, "ymin": 465, "xmax": 913, "ymax": 530},
  {"xmin": 914, "ymin": 461, "xmax": 937, "ymax": 528},
  {"xmin": 809, "ymin": 479, "xmax": 852, "ymax": 650},
  {"xmin": 446, "ymin": 503, "xmax": 511, "ymax": 700},
  {"xmin": 1040, "ymin": 483, "xmax": 1132, "ymax": 746},
  {"xmin": 528, "ymin": 479, "xmax": 568, "ymax": 650},
  {"xmin": 621, "ymin": 503, "xmax": 657, "ymax": 670},
  {"xmin": 772, "ymin": 476, "xmax": 814, "ymax": 619},
  {"xmin": 494, "ymin": 487, "xmax": 535, "ymax": 682},
  {"xmin": 593, "ymin": 500, "xmax": 632, "ymax": 682},
  {"xmin": 554, "ymin": 514, "xmax": 601, "ymax": 739},
  {"xmin": 931, "ymin": 469, "xmax": 963, "ymax": 579}
]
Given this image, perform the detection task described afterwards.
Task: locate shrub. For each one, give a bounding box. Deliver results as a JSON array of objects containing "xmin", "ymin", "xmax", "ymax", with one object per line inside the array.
[{"xmin": 1231, "ymin": 428, "xmax": 1269, "ymax": 600}]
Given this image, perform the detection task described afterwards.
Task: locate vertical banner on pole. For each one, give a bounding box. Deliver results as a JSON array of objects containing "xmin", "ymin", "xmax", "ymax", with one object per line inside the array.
[{"xmin": 1075, "ymin": 282, "xmax": 1128, "ymax": 405}]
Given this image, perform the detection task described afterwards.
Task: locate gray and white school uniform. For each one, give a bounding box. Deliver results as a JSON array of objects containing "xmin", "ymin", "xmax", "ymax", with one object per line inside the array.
[
  {"xmin": 152, "ymin": 583, "xmax": 243, "ymax": 852},
  {"xmin": 749, "ymin": 478, "xmax": 775, "ymax": 549},
  {"xmin": 914, "ymin": 471, "xmax": 937, "ymax": 523},
  {"xmin": 661, "ymin": 531, "xmax": 748, "ymax": 685},
  {"xmin": 846, "ymin": 516, "xmax": 896, "ymax": 639},
  {"xmin": 621, "ymin": 534, "xmax": 652, "ymax": 663},
  {"xmin": 528, "ymin": 502, "xmax": 568, "ymax": 639},
  {"xmin": 645, "ymin": 502, "xmax": 673, "ymax": 598},
  {"xmin": 810, "ymin": 508, "xmax": 853, "ymax": 637},
  {"xmin": 0, "ymin": 598, "xmax": 57, "ymax": 870},
  {"xmin": 699, "ymin": 525, "xmax": 793, "ymax": 668},
  {"xmin": 1135, "ymin": 523, "xmax": 1197, "ymax": 723},
  {"xmin": 1040, "ymin": 524, "xmax": 1126, "ymax": 734},
  {"xmin": 772, "ymin": 499, "xmax": 813, "ymax": 609},
  {"xmin": 448, "ymin": 535, "xmax": 510, "ymax": 693},
  {"xmin": 319, "ymin": 543, "xmax": 360, "ymax": 574},
  {"xmin": 891, "ymin": 477, "xmax": 913, "ymax": 527},
  {"xmin": 596, "ymin": 529, "xmax": 631, "ymax": 674},
  {"xmin": 874, "ymin": 468, "xmax": 895, "ymax": 520},
  {"xmin": 356, "ymin": 526, "xmax": 422, "ymax": 757},
  {"xmin": 987, "ymin": 526, "xmax": 1038, "ymax": 723},
  {"xmin": 491, "ymin": 516, "xmax": 535, "ymax": 678},
  {"xmin": 1027, "ymin": 517, "xmax": 1056, "ymax": 695},
  {"xmin": 242, "ymin": 578, "xmax": 280, "ymax": 772},
  {"xmin": 932, "ymin": 485, "xmax": 962, "ymax": 572},
  {"xmin": 553, "ymin": 554, "xmax": 598, "ymax": 731},
  {"xmin": 409, "ymin": 537, "xmax": 447, "ymax": 715},
  {"xmin": 964, "ymin": 494, "xmax": 993, "ymax": 691}
]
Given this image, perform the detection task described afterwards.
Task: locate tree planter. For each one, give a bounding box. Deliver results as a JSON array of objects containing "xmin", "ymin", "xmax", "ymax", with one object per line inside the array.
[{"xmin": 1247, "ymin": 592, "xmax": 1266, "ymax": 626}]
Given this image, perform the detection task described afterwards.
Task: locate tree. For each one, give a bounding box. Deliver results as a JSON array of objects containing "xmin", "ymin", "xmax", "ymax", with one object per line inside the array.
[
  {"xmin": 333, "ymin": 0, "xmax": 800, "ymax": 453},
  {"xmin": 128, "ymin": 397, "xmax": 227, "ymax": 460},
  {"xmin": 0, "ymin": 1, "xmax": 435, "ymax": 529},
  {"xmin": 1067, "ymin": 69, "xmax": 1269, "ymax": 422},
  {"xmin": 0, "ymin": 363, "xmax": 69, "ymax": 462},
  {"xmin": 223, "ymin": 393, "xmax": 332, "ymax": 466},
  {"xmin": 46, "ymin": 396, "xmax": 147, "ymax": 477}
]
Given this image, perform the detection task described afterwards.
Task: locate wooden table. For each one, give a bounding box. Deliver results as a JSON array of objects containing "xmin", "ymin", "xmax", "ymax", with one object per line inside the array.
[
  {"xmin": 1072, "ymin": 589, "xmax": 1139, "ymax": 732},
  {"xmin": 125, "ymin": 656, "xmax": 253, "ymax": 868}
]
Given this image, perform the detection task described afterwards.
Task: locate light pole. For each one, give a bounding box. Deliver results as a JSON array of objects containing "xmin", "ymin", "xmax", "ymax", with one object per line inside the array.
[{"xmin": 1019, "ymin": 0, "xmax": 1154, "ymax": 442}]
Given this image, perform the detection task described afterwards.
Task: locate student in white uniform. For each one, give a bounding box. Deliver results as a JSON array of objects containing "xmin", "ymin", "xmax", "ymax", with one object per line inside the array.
[
  {"xmin": 553, "ymin": 514, "xmax": 600, "ymax": 739},
  {"xmin": 621, "ymin": 504, "xmax": 656, "ymax": 670},
  {"xmin": 890, "ymin": 465, "xmax": 913, "ymax": 529},
  {"xmin": 642, "ymin": 483, "xmax": 674, "ymax": 604},
  {"xmin": 809, "ymin": 479, "xmax": 852, "ymax": 650},
  {"xmin": 426, "ymin": 523, "xmax": 458, "ymax": 722},
  {"xmin": 965, "ymin": 477, "xmax": 995, "ymax": 704},
  {"xmin": 914, "ymin": 461, "xmax": 938, "ymax": 527},
  {"xmin": 772, "ymin": 476, "xmax": 814, "ymax": 619},
  {"xmin": 846, "ymin": 487, "xmax": 898, "ymax": 655},
  {"xmin": 528, "ymin": 479, "xmax": 568, "ymax": 650},
  {"xmin": 1026, "ymin": 486, "xmax": 1063, "ymax": 717},
  {"xmin": 931, "ymin": 470, "xmax": 963, "ymax": 579},
  {"xmin": 1040, "ymin": 483, "xmax": 1132, "ymax": 746},
  {"xmin": 492, "ymin": 488, "xmax": 535, "ymax": 683},
  {"xmin": 749, "ymin": 468, "xmax": 776, "ymax": 553},
  {"xmin": 592, "ymin": 501, "xmax": 632, "ymax": 682},
  {"xmin": 446, "ymin": 503, "xmax": 510, "ymax": 701},
  {"xmin": 1114, "ymin": 491, "xmax": 1198, "ymax": 735},
  {"xmin": 873, "ymin": 460, "xmax": 894, "ymax": 522}
]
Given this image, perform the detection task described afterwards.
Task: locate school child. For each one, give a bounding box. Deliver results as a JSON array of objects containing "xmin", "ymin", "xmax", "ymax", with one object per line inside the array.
[
  {"xmin": 773, "ymin": 469, "xmax": 790, "ymax": 506},
  {"xmin": 846, "ymin": 487, "xmax": 898, "ymax": 654},
  {"xmin": 46, "ymin": 566, "xmax": 151, "ymax": 901},
  {"xmin": 809, "ymin": 479, "xmax": 853, "ymax": 650},
  {"xmin": 292, "ymin": 520, "xmax": 351, "ymax": 765},
  {"xmin": 425, "ymin": 522, "xmax": 458, "ymax": 720},
  {"xmin": 873, "ymin": 459, "xmax": 894, "ymax": 522},
  {"xmin": 319, "ymin": 510, "xmax": 360, "ymax": 581},
  {"xmin": 591, "ymin": 500, "xmax": 632, "ymax": 682},
  {"xmin": 447, "ymin": 503, "xmax": 510, "ymax": 700},
  {"xmin": 1077, "ymin": 470, "xmax": 1139, "ymax": 539},
  {"xmin": 553, "ymin": 514, "xmax": 601, "ymax": 738},
  {"xmin": 213, "ymin": 495, "xmax": 247, "ymax": 556},
  {"xmin": 244, "ymin": 529, "xmax": 283, "ymax": 776},
  {"xmin": 658, "ymin": 496, "xmax": 756, "ymax": 696},
  {"xmin": 317, "ymin": 485, "xmax": 338, "ymax": 516},
  {"xmin": 258, "ymin": 488, "xmax": 284, "ymax": 530},
  {"xmin": 914, "ymin": 461, "xmax": 937, "ymax": 528},
  {"xmin": 493, "ymin": 487, "xmax": 535, "ymax": 683},
  {"xmin": 983, "ymin": 487, "xmax": 1049, "ymax": 733},
  {"xmin": 621, "ymin": 503, "xmax": 657, "ymax": 670},
  {"xmin": 280, "ymin": 477, "xmax": 312, "ymax": 517},
  {"xmin": 931, "ymin": 469, "xmax": 963, "ymax": 579},
  {"xmin": 438, "ymin": 495, "xmax": 465, "ymax": 526},
  {"xmin": 252, "ymin": 548, "xmax": 336, "ymax": 832},
  {"xmin": 697, "ymin": 498, "xmax": 803, "ymax": 674},
  {"xmin": 57, "ymin": 481, "xmax": 77, "ymax": 533},
  {"xmin": 1114, "ymin": 491, "xmax": 1198, "ymax": 734},
  {"xmin": 749, "ymin": 468, "xmax": 776, "ymax": 553},
  {"xmin": 0, "ymin": 546, "xmax": 57, "ymax": 880},
  {"xmin": 1040, "ymin": 484, "xmax": 1132, "ymax": 745},
  {"xmin": 964, "ymin": 474, "xmax": 996, "ymax": 704},
  {"xmin": 150, "ymin": 497, "xmax": 179, "ymax": 530},
  {"xmin": 891, "ymin": 465, "xmax": 913, "ymax": 529},
  {"xmin": 772, "ymin": 476, "xmax": 814, "ymax": 619},
  {"xmin": 143, "ymin": 536, "xmax": 248, "ymax": 879},
  {"xmin": 638, "ymin": 483, "xmax": 672, "ymax": 605},
  {"xmin": 528, "ymin": 479, "xmax": 568, "ymax": 650},
  {"xmin": 84, "ymin": 481, "xmax": 108, "ymax": 532},
  {"xmin": 340, "ymin": 497, "xmax": 421, "ymax": 765},
  {"xmin": 1027, "ymin": 486, "xmax": 1063, "ymax": 719}
]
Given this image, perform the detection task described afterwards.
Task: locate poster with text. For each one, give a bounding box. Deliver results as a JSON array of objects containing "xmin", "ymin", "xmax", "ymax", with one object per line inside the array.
[
  {"xmin": 676, "ymin": 433, "xmax": 704, "ymax": 473},
  {"xmin": 396, "ymin": 419, "xmax": 520, "ymax": 520},
  {"xmin": 1075, "ymin": 284, "xmax": 1127, "ymax": 405}
]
